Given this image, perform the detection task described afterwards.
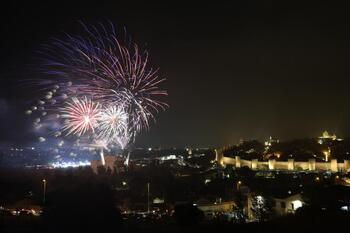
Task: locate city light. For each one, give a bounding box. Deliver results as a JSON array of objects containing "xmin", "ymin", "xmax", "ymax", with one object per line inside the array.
[
  {"xmin": 291, "ymin": 200, "xmax": 303, "ymax": 210},
  {"xmin": 237, "ymin": 180, "xmax": 242, "ymax": 190},
  {"xmin": 323, "ymin": 149, "xmax": 330, "ymax": 162},
  {"xmin": 50, "ymin": 161, "xmax": 91, "ymax": 168}
]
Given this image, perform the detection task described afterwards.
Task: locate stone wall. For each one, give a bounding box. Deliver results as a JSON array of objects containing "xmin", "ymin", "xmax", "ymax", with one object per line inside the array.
[{"xmin": 217, "ymin": 153, "xmax": 350, "ymax": 173}]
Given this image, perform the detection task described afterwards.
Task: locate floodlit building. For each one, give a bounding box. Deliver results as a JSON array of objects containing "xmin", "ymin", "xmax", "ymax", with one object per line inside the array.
[
  {"xmin": 91, "ymin": 155, "xmax": 127, "ymax": 174},
  {"xmin": 318, "ymin": 130, "xmax": 343, "ymax": 144},
  {"xmin": 273, "ymin": 193, "xmax": 303, "ymax": 215},
  {"xmin": 195, "ymin": 199, "xmax": 236, "ymax": 213},
  {"xmin": 247, "ymin": 192, "xmax": 303, "ymax": 221}
]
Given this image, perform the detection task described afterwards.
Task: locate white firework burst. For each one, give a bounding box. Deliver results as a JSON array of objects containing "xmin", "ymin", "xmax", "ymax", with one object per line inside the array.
[
  {"xmin": 97, "ymin": 105, "xmax": 128, "ymax": 142},
  {"xmin": 60, "ymin": 97, "xmax": 100, "ymax": 136}
]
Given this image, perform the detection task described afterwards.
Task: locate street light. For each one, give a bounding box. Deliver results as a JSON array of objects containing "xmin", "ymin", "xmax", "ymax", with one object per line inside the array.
[
  {"xmin": 147, "ymin": 182, "xmax": 150, "ymax": 214},
  {"xmin": 42, "ymin": 179, "xmax": 46, "ymax": 204},
  {"xmin": 236, "ymin": 180, "xmax": 242, "ymax": 190}
]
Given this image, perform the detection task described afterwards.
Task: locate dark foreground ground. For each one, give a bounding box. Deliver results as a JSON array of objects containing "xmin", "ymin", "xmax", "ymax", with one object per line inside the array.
[
  {"xmin": 1, "ymin": 208, "xmax": 350, "ymax": 233},
  {"xmin": 1, "ymin": 167, "xmax": 350, "ymax": 233}
]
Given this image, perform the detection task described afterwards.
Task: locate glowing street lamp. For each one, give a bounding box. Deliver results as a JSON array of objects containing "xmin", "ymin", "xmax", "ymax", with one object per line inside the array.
[
  {"xmin": 42, "ymin": 179, "xmax": 46, "ymax": 204},
  {"xmin": 147, "ymin": 182, "xmax": 150, "ymax": 214},
  {"xmin": 236, "ymin": 180, "xmax": 242, "ymax": 190}
]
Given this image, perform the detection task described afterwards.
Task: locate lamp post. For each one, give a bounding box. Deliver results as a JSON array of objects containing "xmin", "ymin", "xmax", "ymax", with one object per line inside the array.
[
  {"xmin": 42, "ymin": 179, "xmax": 46, "ymax": 204},
  {"xmin": 147, "ymin": 182, "xmax": 150, "ymax": 214},
  {"xmin": 236, "ymin": 180, "xmax": 242, "ymax": 191}
]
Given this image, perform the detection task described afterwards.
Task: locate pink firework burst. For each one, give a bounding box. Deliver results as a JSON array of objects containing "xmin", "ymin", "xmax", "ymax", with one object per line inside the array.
[{"xmin": 60, "ymin": 97, "xmax": 100, "ymax": 136}]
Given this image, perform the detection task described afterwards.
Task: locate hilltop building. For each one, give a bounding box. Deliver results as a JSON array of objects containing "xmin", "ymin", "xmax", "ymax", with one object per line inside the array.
[{"xmin": 318, "ymin": 130, "xmax": 343, "ymax": 144}]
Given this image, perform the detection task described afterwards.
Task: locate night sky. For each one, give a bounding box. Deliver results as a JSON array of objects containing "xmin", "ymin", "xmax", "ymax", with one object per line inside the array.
[{"xmin": 1, "ymin": 1, "xmax": 350, "ymax": 147}]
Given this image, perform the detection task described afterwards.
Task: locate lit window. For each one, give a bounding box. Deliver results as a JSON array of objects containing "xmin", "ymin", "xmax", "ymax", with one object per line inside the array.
[{"xmin": 291, "ymin": 200, "xmax": 303, "ymax": 210}]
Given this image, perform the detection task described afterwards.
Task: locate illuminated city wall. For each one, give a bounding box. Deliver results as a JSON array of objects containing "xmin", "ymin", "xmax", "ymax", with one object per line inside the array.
[{"xmin": 216, "ymin": 150, "xmax": 350, "ymax": 173}]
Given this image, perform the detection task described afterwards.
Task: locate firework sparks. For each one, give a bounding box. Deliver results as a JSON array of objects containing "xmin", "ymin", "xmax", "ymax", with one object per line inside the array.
[
  {"xmin": 28, "ymin": 22, "xmax": 168, "ymax": 165},
  {"xmin": 40, "ymin": 23, "xmax": 168, "ymax": 143},
  {"xmin": 60, "ymin": 97, "xmax": 100, "ymax": 136},
  {"xmin": 97, "ymin": 105, "xmax": 128, "ymax": 142}
]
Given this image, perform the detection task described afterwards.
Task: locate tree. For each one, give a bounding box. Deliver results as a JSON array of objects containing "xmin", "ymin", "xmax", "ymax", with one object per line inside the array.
[
  {"xmin": 250, "ymin": 195, "xmax": 275, "ymax": 222},
  {"xmin": 173, "ymin": 203, "xmax": 204, "ymax": 226},
  {"xmin": 42, "ymin": 178, "xmax": 122, "ymax": 233}
]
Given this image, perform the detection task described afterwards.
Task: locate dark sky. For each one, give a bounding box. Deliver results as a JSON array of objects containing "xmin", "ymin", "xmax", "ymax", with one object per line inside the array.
[{"xmin": 1, "ymin": 1, "xmax": 350, "ymax": 147}]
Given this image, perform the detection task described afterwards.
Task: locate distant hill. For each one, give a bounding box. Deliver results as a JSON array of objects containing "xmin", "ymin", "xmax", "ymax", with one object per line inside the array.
[{"xmin": 223, "ymin": 138, "xmax": 350, "ymax": 162}]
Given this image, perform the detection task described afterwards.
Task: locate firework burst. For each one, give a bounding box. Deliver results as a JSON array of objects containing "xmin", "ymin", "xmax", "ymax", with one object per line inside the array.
[
  {"xmin": 28, "ymin": 22, "xmax": 168, "ymax": 165},
  {"xmin": 96, "ymin": 105, "xmax": 128, "ymax": 142},
  {"xmin": 60, "ymin": 97, "xmax": 100, "ymax": 136},
  {"xmin": 40, "ymin": 23, "xmax": 168, "ymax": 140}
]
